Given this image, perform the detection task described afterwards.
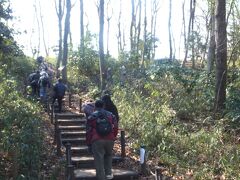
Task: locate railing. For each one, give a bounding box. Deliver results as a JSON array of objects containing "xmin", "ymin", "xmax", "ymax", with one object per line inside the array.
[{"xmin": 65, "ymin": 143, "xmax": 74, "ymax": 180}]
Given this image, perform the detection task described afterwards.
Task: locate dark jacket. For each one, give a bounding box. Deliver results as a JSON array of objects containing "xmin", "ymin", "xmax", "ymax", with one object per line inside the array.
[
  {"xmin": 86, "ymin": 109, "xmax": 118, "ymax": 146},
  {"xmin": 53, "ymin": 82, "xmax": 67, "ymax": 97}
]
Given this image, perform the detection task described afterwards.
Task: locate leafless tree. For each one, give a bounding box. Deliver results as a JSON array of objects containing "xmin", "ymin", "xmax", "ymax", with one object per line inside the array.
[
  {"xmin": 55, "ymin": 0, "xmax": 65, "ymax": 77},
  {"xmin": 38, "ymin": 0, "xmax": 49, "ymax": 57},
  {"xmin": 150, "ymin": 0, "xmax": 160, "ymax": 60},
  {"xmin": 214, "ymin": 0, "xmax": 227, "ymax": 111},
  {"xmin": 168, "ymin": 0, "xmax": 173, "ymax": 60},
  {"xmin": 80, "ymin": 0, "xmax": 84, "ymax": 56},
  {"xmin": 99, "ymin": 0, "xmax": 106, "ymax": 91},
  {"xmin": 106, "ymin": 0, "xmax": 113, "ymax": 57},
  {"xmin": 207, "ymin": 1, "xmax": 215, "ymax": 73},
  {"xmin": 62, "ymin": 0, "xmax": 71, "ymax": 82}
]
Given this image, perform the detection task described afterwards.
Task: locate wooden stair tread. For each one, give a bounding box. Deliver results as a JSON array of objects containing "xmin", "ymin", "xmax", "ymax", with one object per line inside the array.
[
  {"xmin": 71, "ymin": 146, "xmax": 88, "ymax": 150},
  {"xmin": 58, "ymin": 125, "xmax": 85, "ymax": 129},
  {"xmin": 58, "ymin": 119, "xmax": 86, "ymax": 122},
  {"xmin": 74, "ymin": 168, "xmax": 139, "ymax": 179},
  {"xmin": 72, "ymin": 156, "xmax": 123, "ymax": 162},
  {"xmin": 55, "ymin": 113, "xmax": 85, "ymax": 119},
  {"xmin": 62, "ymin": 137, "xmax": 86, "ymax": 141},
  {"xmin": 61, "ymin": 131, "xmax": 86, "ymax": 135}
]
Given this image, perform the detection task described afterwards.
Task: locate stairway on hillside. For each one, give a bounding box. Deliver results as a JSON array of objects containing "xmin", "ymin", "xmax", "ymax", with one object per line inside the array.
[{"xmin": 53, "ymin": 112, "xmax": 139, "ymax": 180}]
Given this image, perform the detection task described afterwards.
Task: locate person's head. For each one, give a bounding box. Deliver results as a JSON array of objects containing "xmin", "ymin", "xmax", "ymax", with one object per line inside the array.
[
  {"xmin": 57, "ymin": 78, "xmax": 62, "ymax": 83},
  {"xmin": 95, "ymin": 99, "xmax": 104, "ymax": 110},
  {"xmin": 101, "ymin": 94, "xmax": 111, "ymax": 103}
]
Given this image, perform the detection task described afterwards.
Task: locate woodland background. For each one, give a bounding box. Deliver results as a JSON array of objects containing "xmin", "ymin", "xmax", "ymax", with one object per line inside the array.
[{"xmin": 1, "ymin": 0, "xmax": 240, "ymax": 179}]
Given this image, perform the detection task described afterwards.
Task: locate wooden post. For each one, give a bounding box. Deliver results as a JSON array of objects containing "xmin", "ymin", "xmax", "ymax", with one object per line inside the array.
[
  {"xmin": 51, "ymin": 104, "xmax": 54, "ymax": 124},
  {"xmin": 69, "ymin": 93, "xmax": 72, "ymax": 108},
  {"xmin": 56, "ymin": 128, "xmax": 62, "ymax": 156},
  {"xmin": 66, "ymin": 164, "xmax": 74, "ymax": 180},
  {"xmin": 65, "ymin": 143, "xmax": 72, "ymax": 165},
  {"xmin": 65, "ymin": 143, "xmax": 73, "ymax": 180},
  {"xmin": 155, "ymin": 166, "xmax": 163, "ymax": 180},
  {"xmin": 120, "ymin": 130, "xmax": 126, "ymax": 158},
  {"xmin": 54, "ymin": 115, "xmax": 58, "ymax": 144},
  {"xmin": 140, "ymin": 145, "xmax": 148, "ymax": 176},
  {"xmin": 79, "ymin": 98, "xmax": 82, "ymax": 113}
]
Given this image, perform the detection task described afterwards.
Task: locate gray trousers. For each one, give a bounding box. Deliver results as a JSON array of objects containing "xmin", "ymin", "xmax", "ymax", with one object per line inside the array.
[{"xmin": 92, "ymin": 139, "xmax": 114, "ymax": 180}]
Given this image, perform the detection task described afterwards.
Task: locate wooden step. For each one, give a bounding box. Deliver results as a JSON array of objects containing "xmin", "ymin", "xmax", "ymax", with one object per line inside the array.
[
  {"xmin": 74, "ymin": 168, "xmax": 139, "ymax": 180},
  {"xmin": 58, "ymin": 125, "xmax": 85, "ymax": 131},
  {"xmin": 62, "ymin": 137, "xmax": 86, "ymax": 145},
  {"xmin": 72, "ymin": 156, "xmax": 124, "ymax": 168},
  {"xmin": 55, "ymin": 113, "xmax": 85, "ymax": 119},
  {"xmin": 61, "ymin": 131, "xmax": 86, "ymax": 138},
  {"xmin": 58, "ymin": 119, "xmax": 86, "ymax": 126},
  {"xmin": 71, "ymin": 146, "xmax": 89, "ymax": 155}
]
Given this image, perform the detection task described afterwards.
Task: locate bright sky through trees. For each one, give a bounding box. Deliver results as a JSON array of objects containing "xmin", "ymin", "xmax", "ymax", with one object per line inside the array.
[{"xmin": 11, "ymin": 0, "xmax": 186, "ymax": 59}]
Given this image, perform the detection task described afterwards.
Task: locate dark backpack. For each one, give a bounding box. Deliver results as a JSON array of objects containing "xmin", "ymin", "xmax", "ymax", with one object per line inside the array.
[
  {"xmin": 40, "ymin": 76, "xmax": 48, "ymax": 87},
  {"xmin": 95, "ymin": 112, "xmax": 112, "ymax": 136}
]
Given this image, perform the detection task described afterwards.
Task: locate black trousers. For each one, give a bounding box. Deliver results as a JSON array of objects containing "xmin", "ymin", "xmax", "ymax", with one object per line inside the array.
[{"xmin": 52, "ymin": 95, "xmax": 64, "ymax": 112}]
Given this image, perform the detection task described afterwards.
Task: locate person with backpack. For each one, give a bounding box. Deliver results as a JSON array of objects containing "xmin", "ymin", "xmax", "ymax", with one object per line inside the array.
[
  {"xmin": 28, "ymin": 70, "xmax": 40, "ymax": 97},
  {"xmin": 52, "ymin": 78, "xmax": 67, "ymax": 113},
  {"xmin": 38, "ymin": 71, "xmax": 50, "ymax": 102},
  {"xmin": 86, "ymin": 100, "xmax": 118, "ymax": 180},
  {"xmin": 101, "ymin": 94, "xmax": 119, "ymax": 122}
]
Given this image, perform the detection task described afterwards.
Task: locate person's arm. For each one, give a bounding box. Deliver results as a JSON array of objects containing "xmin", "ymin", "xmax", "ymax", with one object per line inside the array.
[
  {"xmin": 112, "ymin": 114, "xmax": 118, "ymax": 138},
  {"xmin": 86, "ymin": 116, "xmax": 94, "ymax": 146}
]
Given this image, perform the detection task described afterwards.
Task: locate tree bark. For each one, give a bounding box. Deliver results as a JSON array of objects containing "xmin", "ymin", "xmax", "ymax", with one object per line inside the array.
[
  {"xmin": 55, "ymin": 0, "xmax": 64, "ymax": 78},
  {"xmin": 117, "ymin": 0, "xmax": 123, "ymax": 54},
  {"xmin": 38, "ymin": 0, "xmax": 49, "ymax": 57},
  {"xmin": 141, "ymin": 0, "xmax": 147, "ymax": 71},
  {"xmin": 168, "ymin": 0, "xmax": 172, "ymax": 60},
  {"xmin": 99, "ymin": 0, "xmax": 106, "ymax": 91},
  {"xmin": 62, "ymin": 0, "xmax": 71, "ymax": 82},
  {"xmin": 207, "ymin": 1, "xmax": 215, "ymax": 74},
  {"xmin": 106, "ymin": 0, "xmax": 112, "ymax": 57},
  {"xmin": 80, "ymin": 0, "xmax": 84, "ymax": 56},
  {"xmin": 214, "ymin": 0, "xmax": 227, "ymax": 112}
]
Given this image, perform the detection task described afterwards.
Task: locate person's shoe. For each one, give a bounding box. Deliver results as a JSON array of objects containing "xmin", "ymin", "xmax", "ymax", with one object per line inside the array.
[{"xmin": 106, "ymin": 174, "xmax": 113, "ymax": 179}]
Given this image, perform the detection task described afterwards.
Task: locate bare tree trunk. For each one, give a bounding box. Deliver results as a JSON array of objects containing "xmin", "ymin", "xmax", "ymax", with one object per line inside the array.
[
  {"xmin": 168, "ymin": 0, "xmax": 172, "ymax": 60},
  {"xmin": 182, "ymin": 0, "xmax": 186, "ymax": 61},
  {"xmin": 99, "ymin": 0, "xmax": 106, "ymax": 91},
  {"xmin": 117, "ymin": 0, "xmax": 123, "ymax": 54},
  {"xmin": 62, "ymin": 0, "xmax": 71, "ymax": 82},
  {"xmin": 38, "ymin": 0, "xmax": 49, "ymax": 57},
  {"xmin": 207, "ymin": 1, "xmax": 215, "ymax": 74},
  {"xmin": 136, "ymin": 0, "xmax": 142, "ymax": 55},
  {"xmin": 214, "ymin": 0, "xmax": 227, "ymax": 112},
  {"xmin": 182, "ymin": 0, "xmax": 195, "ymax": 67},
  {"xmin": 130, "ymin": 0, "xmax": 136, "ymax": 52},
  {"xmin": 34, "ymin": 0, "xmax": 41, "ymax": 57},
  {"xmin": 141, "ymin": 0, "xmax": 147, "ymax": 71},
  {"xmin": 55, "ymin": 0, "xmax": 64, "ymax": 78},
  {"xmin": 150, "ymin": 0, "xmax": 160, "ymax": 60},
  {"xmin": 80, "ymin": 0, "xmax": 84, "ymax": 56},
  {"xmin": 191, "ymin": 0, "xmax": 196, "ymax": 69},
  {"xmin": 106, "ymin": 0, "xmax": 112, "ymax": 57}
]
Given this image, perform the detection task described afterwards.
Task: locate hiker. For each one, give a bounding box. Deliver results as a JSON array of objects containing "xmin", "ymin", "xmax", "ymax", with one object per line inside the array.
[
  {"xmin": 86, "ymin": 100, "xmax": 118, "ymax": 180},
  {"xmin": 38, "ymin": 71, "xmax": 50, "ymax": 102},
  {"xmin": 28, "ymin": 70, "xmax": 40, "ymax": 97},
  {"xmin": 82, "ymin": 100, "xmax": 95, "ymax": 118},
  {"xmin": 120, "ymin": 65, "xmax": 126, "ymax": 86},
  {"xmin": 52, "ymin": 78, "xmax": 67, "ymax": 113},
  {"xmin": 101, "ymin": 94, "xmax": 119, "ymax": 122}
]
